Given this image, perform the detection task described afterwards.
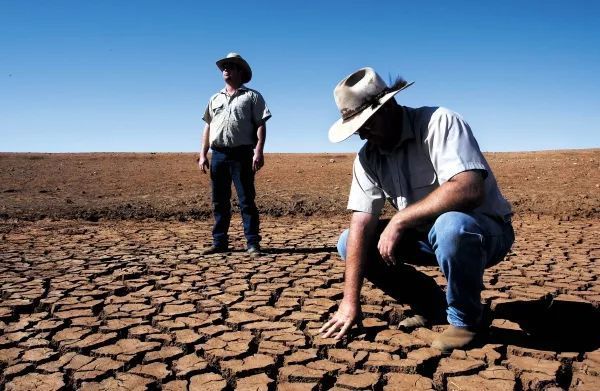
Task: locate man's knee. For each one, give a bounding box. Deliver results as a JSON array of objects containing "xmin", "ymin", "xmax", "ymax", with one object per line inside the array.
[
  {"xmin": 429, "ymin": 212, "xmax": 483, "ymax": 258},
  {"xmin": 337, "ymin": 229, "xmax": 349, "ymax": 261}
]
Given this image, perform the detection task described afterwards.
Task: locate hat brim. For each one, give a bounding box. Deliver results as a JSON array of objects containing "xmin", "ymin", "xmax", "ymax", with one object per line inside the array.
[
  {"xmin": 216, "ymin": 57, "xmax": 252, "ymax": 84},
  {"xmin": 328, "ymin": 82, "xmax": 413, "ymax": 143}
]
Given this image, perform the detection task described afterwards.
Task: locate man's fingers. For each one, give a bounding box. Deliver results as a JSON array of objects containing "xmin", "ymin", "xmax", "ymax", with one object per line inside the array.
[
  {"xmin": 321, "ymin": 319, "xmax": 342, "ymax": 338},
  {"xmin": 199, "ymin": 160, "xmax": 209, "ymax": 174},
  {"xmin": 319, "ymin": 318, "xmax": 334, "ymax": 333},
  {"xmin": 334, "ymin": 322, "xmax": 352, "ymax": 340},
  {"xmin": 377, "ymin": 241, "xmax": 397, "ymax": 266},
  {"xmin": 321, "ymin": 322, "xmax": 339, "ymax": 338}
]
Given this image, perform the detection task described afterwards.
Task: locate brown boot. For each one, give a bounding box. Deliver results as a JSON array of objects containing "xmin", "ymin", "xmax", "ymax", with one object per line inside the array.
[
  {"xmin": 431, "ymin": 325, "xmax": 477, "ymax": 353},
  {"xmin": 398, "ymin": 315, "xmax": 429, "ymax": 331},
  {"xmin": 201, "ymin": 245, "xmax": 228, "ymax": 255}
]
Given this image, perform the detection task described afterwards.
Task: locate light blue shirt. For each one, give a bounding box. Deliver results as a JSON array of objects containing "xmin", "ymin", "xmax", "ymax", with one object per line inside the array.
[
  {"xmin": 203, "ymin": 86, "xmax": 271, "ymax": 148},
  {"xmin": 348, "ymin": 106, "xmax": 512, "ymax": 223}
]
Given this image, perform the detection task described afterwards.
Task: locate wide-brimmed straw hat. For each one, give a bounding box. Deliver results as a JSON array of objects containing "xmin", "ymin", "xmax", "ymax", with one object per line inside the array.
[
  {"xmin": 328, "ymin": 67, "xmax": 413, "ymax": 143},
  {"xmin": 216, "ymin": 52, "xmax": 252, "ymax": 84}
]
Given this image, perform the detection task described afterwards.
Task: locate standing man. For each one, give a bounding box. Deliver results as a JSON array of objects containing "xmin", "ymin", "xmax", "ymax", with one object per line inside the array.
[
  {"xmin": 199, "ymin": 52, "xmax": 271, "ymax": 255},
  {"xmin": 319, "ymin": 68, "xmax": 514, "ymax": 353}
]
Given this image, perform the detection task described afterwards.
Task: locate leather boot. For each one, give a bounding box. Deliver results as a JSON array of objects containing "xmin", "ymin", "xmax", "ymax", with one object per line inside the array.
[
  {"xmin": 398, "ymin": 315, "xmax": 429, "ymax": 331},
  {"xmin": 431, "ymin": 325, "xmax": 477, "ymax": 353}
]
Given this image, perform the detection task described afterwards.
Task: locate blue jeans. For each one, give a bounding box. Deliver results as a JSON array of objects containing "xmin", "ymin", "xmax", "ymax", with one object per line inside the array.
[
  {"xmin": 337, "ymin": 211, "xmax": 514, "ymax": 328},
  {"xmin": 210, "ymin": 146, "xmax": 260, "ymax": 248}
]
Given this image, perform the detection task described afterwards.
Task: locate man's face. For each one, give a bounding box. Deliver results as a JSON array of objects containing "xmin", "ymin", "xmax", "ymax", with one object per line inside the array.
[
  {"xmin": 222, "ymin": 62, "xmax": 242, "ymax": 84},
  {"xmin": 355, "ymin": 104, "xmax": 399, "ymax": 150}
]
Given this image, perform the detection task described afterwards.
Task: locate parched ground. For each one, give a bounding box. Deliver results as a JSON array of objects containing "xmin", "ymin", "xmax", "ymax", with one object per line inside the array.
[
  {"xmin": 0, "ymin": 150, "xmax": 599, "ymax": 390},
  {"xmin": 1, "ymin": 150, "xmax": 598, "ymax": 220}
]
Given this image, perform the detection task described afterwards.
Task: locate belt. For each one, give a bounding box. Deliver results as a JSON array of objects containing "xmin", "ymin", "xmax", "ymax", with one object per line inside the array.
[{"xmin": 211, "ymin": 145, "xmax": 253, "ymax": 153}]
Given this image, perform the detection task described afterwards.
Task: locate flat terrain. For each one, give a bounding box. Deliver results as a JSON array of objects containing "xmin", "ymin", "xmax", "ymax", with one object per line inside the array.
[
  {"xmin": 1, "ymin": 150, "xmax": 598, "ymax": 220},
  {"xmin": 0, "ymin": 150, "xmax": 599, "ymax": 390}
]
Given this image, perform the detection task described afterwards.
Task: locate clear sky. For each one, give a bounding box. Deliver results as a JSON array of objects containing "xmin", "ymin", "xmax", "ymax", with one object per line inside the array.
[{"xmin": 1, "ymin": 0, "xmax": 599, "ymax": 153}]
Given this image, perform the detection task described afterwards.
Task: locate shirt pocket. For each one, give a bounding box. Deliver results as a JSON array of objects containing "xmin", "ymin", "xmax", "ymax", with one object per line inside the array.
[
  {"xmin": 212, "ymin": 103, "xmax": 225, "ymax": 117},
  {"xmin": 408, "ymin": 169, "xmax": 438, "ymax": 202}
]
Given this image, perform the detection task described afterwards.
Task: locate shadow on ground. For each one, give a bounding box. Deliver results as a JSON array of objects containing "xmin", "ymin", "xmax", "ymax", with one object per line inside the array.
[
  {"xmin": 488, "ymin": 297, "xmax": 600, "ymax": 352},
  {"xmin": 368, "ymin": 264, "xmax": 600, "ymax": 353},
  {"xmin": 262, "ymin": 246, "xmax": 338, "ymax": 254}
]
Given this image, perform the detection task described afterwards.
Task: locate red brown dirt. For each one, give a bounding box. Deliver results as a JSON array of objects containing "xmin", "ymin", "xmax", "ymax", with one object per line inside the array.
[
  {"xmin": 0, "ymin": 150, "xmax": 598, "ymax": 221},
  {"xmin": 0, "ymin": 150, "xmax": 599, "ymax": 390}
]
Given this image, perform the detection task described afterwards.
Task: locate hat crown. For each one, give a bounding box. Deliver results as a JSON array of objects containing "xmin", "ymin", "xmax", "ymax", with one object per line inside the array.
[
  {"xmin": 334, "ymin": 68, "xmax": 387, "ymax": 116},
  {"xmin": 216, "ymin": 52, "xmax": 252, "ymax": 83}
]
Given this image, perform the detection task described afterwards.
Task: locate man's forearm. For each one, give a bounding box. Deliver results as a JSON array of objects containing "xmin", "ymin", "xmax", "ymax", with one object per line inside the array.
[
  {"xmin": 343, "ymin": 212, "xmax": 378, "ymax": 303},
  {"xmin": 391, "ymin": 171, "xmax": 485, "ymax": 230},
  {"xmin": 255, "ymin": 124, "xmax": 266, "ymax": 152},
  {"xmin": 201, "ymin": 125, "xmax": 210, "ymax": 156}
]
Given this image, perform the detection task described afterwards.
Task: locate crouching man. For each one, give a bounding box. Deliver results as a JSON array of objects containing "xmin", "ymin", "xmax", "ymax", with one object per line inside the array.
[{"xmin": 319, "ymin": 68, "xmax": 514, "ymax": 353}]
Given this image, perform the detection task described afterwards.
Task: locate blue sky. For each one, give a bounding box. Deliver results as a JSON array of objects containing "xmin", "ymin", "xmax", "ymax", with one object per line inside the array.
[{"xmin": 1, "ymin": 0, "xmax": 599, "ymax": 153}]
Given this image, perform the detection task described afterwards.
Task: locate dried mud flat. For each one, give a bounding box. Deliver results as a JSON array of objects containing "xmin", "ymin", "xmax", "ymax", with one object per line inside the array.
[{"xmin": 0, "ymin": 150, "xmax": 599, "ymax": 390}]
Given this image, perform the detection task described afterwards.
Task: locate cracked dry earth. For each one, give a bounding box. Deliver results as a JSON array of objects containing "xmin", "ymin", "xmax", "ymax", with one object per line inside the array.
[{"xmin": 1, "ymin": 215, "xmax": 599, "ymax": 391}]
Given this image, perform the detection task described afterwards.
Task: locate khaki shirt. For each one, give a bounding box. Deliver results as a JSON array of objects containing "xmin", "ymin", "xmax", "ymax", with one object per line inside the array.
[
  {"xmin": 348, "ymin": 106, "xmax": 512, "ymax": 224},
  {"xmin": 203, "ymin": 86, "xmax": 271, "ymax": 148}
]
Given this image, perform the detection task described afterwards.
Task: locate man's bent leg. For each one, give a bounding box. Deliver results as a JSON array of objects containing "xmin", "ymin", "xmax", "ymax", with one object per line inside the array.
[
  {"xmin": 336, "ymin": 223, "xmax": 446, "ymax": 325},
  {"xmin": 428, "ymin": 211, "xmax": 514, "ymax": 328},
  {"xmin": 210, "ymin": 150, "xmax": 233, "ymax": 248}
]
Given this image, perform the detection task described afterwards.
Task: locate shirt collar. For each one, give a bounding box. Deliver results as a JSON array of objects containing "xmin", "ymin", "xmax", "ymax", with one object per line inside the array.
[{"xmin": 220, "ymin": 85, "xmax": 248, "ymax": 95}]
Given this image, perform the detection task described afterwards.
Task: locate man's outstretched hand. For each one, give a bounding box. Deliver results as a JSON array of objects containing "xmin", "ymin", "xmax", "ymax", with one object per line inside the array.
[{"xmin": 319, "ymin": 298, "xmax": 362, "ymax": 340}]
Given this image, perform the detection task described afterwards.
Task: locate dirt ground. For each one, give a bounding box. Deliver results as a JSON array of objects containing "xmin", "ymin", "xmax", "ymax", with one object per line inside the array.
[
  {"xmin": 1, "ymin": 150, "xmax": 598, "ymax": 221},
  {"xmin": 0, "ymin": 150, "xmax": 599, "ymax": 390}
]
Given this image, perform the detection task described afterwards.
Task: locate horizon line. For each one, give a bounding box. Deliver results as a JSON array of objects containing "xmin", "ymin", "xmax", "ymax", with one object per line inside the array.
[{"xmin": 1, "ymin": 148, "xmax": 599, "ymax": 155}]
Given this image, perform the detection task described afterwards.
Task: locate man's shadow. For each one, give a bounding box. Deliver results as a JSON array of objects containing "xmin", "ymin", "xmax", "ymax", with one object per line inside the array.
[
  {"xmin": 261, "ymin": 246, "xmax": 338, "ymax": 255},
  {"xmin": 366, "ymin": 261, "xmax": 600, "ymax": 352},
  {"xmin": 487, "ymin": 296, "xmax": 600, "ymax": 352}
]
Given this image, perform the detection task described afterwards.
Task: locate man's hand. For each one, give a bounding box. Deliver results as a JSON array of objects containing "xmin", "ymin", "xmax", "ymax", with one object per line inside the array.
[
  {"xmin": 198, "ymin": 154, "xmax": 209, "ymax": 174},
  {"xmin": 319, "ymin": 298, "xmax": 362, "ymax": 340},
  {"xmin": 377, "ymin": 221, "xmax": 404, "ymax": 266},
  {"xmin": 253, "ymin": 150, "xmax": 264, "ymax": 172}
]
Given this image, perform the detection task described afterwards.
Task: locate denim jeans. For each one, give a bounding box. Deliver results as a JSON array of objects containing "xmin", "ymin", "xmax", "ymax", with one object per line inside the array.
[
  {"xmin": 336, "ymin": 211, "xmax": 514, "ymax": 328},
  {"xmin": 210, "ymin": 146, "xmax": 260, "ymax": 248}
]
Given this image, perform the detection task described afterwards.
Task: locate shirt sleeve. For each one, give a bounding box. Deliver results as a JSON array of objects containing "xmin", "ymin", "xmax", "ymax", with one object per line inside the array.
[
  {"xmin": 202, "ymin": 101, "xmax": 212, "ymax": 124},
  {"xmin": 347, "ymin": 155, "xmax": 386, "ymax": 215},
  {"xmin": 425, "ymin": 108, "xmax": 488, "ymax": 183},
  {"xmin": 252, "ymin": 92, "xmax": 272, "ymax": 124}
]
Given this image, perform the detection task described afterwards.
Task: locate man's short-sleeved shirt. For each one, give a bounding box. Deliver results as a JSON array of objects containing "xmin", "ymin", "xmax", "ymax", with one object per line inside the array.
[
  {"xmin": 348, "ymin": 106, "xmax": 512, "ymax": 225},
  {"xmin": 203, "ymin": 86, "xmax": 271, "ymax": 148}
]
